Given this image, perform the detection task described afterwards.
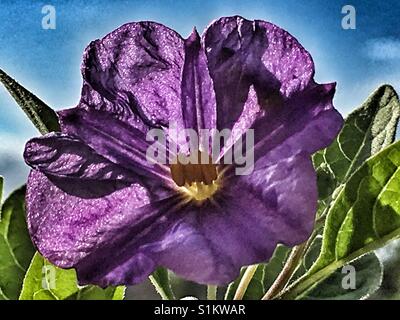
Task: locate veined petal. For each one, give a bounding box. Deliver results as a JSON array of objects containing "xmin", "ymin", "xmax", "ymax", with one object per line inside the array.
[
  {"xmin": 219, "ymin": 82, "xmax": 342, "ymax": 167},
  {"xmin": 23, "ymin": 17, "xmax": 344, "ymax": 288},
  {"xmin": 77, "ymin": 82, "xmax": 150, "ymax": 133},
  {"xmin": 232, "ymin": 151, "xmax": 317, "ymax": 247},
  {"xmin": 26, "ymin": 170, "xmax": 177, "ymax": 286},
  {"xmin": 181, "ymin": 29, "xmax": 217, "ymax": 134},
  {"xmin": 203, "ymin": 15, "xmax": 314, "ymax": 132},
  {"xmin": 251, "ymin": 82, "xmax": 343, "ymax": 169},
  {"xmin": 153, "ymin": 152, "xmax": 317, "ymax": 285},
  {"xmin": 80, "ymin": 22, "xmax": 185, "ymax": 129},
  {"xmin": 59, "ymin": 108, "xmax": 172, "ymax": 182},
  {"xmin": 24, "ymin": 133, "xmax": 135, "ymax": 182},
  {"xmin": 26, "ymin": 152, "xmax": 317, "ymax": 286}
]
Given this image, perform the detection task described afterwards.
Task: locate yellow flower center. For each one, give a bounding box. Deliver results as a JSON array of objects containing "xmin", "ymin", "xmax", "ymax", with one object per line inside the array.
[
  {"xmin": 179, "ymin": 181, "xmax": 219, "ymax": 201},
  {"xmin": 169, "ymin": 151, "xmax": 219, "ymax": 202}
]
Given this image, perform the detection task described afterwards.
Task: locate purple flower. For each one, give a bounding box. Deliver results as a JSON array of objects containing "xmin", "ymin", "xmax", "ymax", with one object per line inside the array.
[{"xmin": 23, "ymin": 16, "xmax": 343, "ymax": 286}]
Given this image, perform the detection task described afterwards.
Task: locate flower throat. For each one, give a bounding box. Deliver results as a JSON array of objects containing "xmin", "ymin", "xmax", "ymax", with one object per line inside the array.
[{"xmin": 169, "ymin": 151, "xmax": 219, "ymax": 201}]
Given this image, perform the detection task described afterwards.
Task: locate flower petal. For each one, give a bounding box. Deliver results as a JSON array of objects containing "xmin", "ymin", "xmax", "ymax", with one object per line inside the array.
[
  {"xmin": 24, "ymin": 17, "xmax": 343, "ymax": 288},
  {"xmin": 251, "ymin": 82, "xmax": 343, "ymax": 169},
  {"xmin": 80, "ymin": 22, "xmax": 185, "ymax": 128},
  {"xmin": 181, "ymin": 29, "xmax": 216, "ymax": 134},
  {"xmin": 26, "ymin": 170, "xmax": 176, "ymax": 286},
  {"xmin": 203, "ymin": 15, "xmax": 314, "ymax": 132},
  {"xmin": 59, "ymin": 108, "xmax": 172, "ymax": 182},
  {"xmin": 26, "ymin": 152, "xmax": 316, "ymax": 286},
  {"xmin": 219, "ymin": 82, "xmax": 343, "ymax": 168},
  {"xmin": 234, "ymin": 151, "xmax": 317, "ymax": 247},
  {"xmin": 24, "ymin": 133, "xmax": 135, "ymax": 182},
  {"xmin": 152, "ymin": 152, "xmax": 317, "ymax": 285}
]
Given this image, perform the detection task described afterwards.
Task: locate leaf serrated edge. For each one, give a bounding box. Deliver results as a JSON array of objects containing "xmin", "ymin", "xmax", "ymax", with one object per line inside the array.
[
  {"xmin": 359, "ymin": 254, "xmax": 384, "ymax": 300},
  {"xmin": 279, "ymin": 219, "xmax": 400, "ymax": 299},
  {"xmin": 280, "ymin": 140, "xmax": 400, "ymax": 299},
  {"xmin": 149, "ymin": 273, "xmax": 175, "ymax": 300}
]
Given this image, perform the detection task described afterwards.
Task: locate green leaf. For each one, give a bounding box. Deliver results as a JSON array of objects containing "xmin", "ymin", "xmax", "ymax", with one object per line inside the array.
[
  {"xmin": 281, "ymin": 140, "xmax": 400, "ymax": 299},
  {"xmin": 0, "ymin": 186, "xmax": 35, "ymax": 300},
  {"xmin": 290, "ymin": 237, "xmax": 322, "ymax": 282},
  {"xmin": 33, "ymin": 289, "xmax": 57, "ymax": 300},
  {"xmin": 73, "ymin": 285, "xmax": 125, "ymax": 300},
  {"xmin": 370, "ymin": 239, "xmax": 400, "ymax": 299},
  {"xmin": 224, "ymin": 245, "xmax": 290, "ymax": 300},
  {"xmin": 0, "ymin": 68, "xmax": 60, "ymax": 134},
  {"xmin": 0, "ymin": 176, "xmax": 3, "ymax": 205},
  {"xmin": 19, "ymin": 252, "xmax": 78, "ymax": 300},
  {"xmin": 263, "ymin": 245, "xmax": 290, "ymax": 290},
  {"xmin": 300, "ymin": 253, "xmax": 382, "ymax": 300},
  {"xmin": 314, "ymin": 85, "xmax": 400, "ymax": 213},
  {"xmin": 224, "ymin": 265, "xmax": 265, "ymax": 300},
  {"xmin": 303, "ymin": 237, "xmax": 323, "ymax": 271},
  {"xmin": 20, "ymin": 253, "xmax": 125, "ymax": 300},
  {"xmin": 149, "ymin": 267, "xmax": 175, "ymax": 300}
]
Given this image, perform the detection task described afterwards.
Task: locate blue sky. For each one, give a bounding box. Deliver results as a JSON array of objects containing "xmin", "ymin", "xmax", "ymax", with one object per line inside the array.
[{"xmin": 0, "ymin": 0, "xmax": 399, "ymax": 194}]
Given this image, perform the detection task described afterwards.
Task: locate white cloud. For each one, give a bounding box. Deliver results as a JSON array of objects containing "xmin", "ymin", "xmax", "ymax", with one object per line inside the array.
[{"xmin": 365, "ymin": 37, "xmax": 400, "ymax": 61}]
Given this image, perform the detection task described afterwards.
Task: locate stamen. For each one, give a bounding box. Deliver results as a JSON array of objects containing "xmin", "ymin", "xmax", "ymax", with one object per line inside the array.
[
  {"xmin": 169, "ymin": 151, "xmax": 219, "ymax": 201},
  {"xmin": 170, "ymin": 162, "xmax": 185, "ymax": 187},
  {"xmin": 181, "ymin": 181, "xmax": 219, "ymax": 201}
]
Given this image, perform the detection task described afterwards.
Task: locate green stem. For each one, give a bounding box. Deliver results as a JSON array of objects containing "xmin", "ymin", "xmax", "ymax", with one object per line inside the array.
[
  {"xmin": 278, "ymin": 227, "xmax": 400, "ymax": 299},
  {"xmin": 207, "ymin": 285, "xmax": 217, "ymax": 300},
  {"xmin": 262, "ymin": 243, "xmax": 307, "ymax": 300},
  {"xmin": 233, "ymin": 265, "xmax": 258, "ymax": 300}
]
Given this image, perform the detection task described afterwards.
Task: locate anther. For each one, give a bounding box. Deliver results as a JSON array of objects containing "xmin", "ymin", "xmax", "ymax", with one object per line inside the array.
[{"xmin": 169, "ymin": 151, "xmax": 218, "ymax": 187}]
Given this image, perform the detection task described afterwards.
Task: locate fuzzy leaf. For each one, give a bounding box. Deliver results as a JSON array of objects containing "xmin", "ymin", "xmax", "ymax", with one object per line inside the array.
[
  {"xmin": 19, "ymin": 252, "xmax": 125, "ymax": 300},
  {"xmin": 224, "ymin": 265, "xmax": 265, "ymax": 300},
  {"xmin": 314, "ymin": 85, "xmax": 400, "ymax": 214},
  {"xmin": 300, "ymin": 253, "xmax": 382, "ymax": 300},
  {"xmin": 0, "ymin": 69, "xmax": 60, "ymax": 134},
  {"xmin": 149, "ymin": 267, "xmax": 175, "ymax": 300},
  {"xmin": 263, "ymin": 245, "xmax": 290, "ymax": 289},
  {"xmin": 281, "ymin": 140, "xmax": 400, "ymax": 299},
  {"xmin": 0, "ymin": 186, "xmax": 35, "ymax": 300},
  {"xmin": 73, "ymin": 286, "xmax": 125, "ymax": 300}
]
